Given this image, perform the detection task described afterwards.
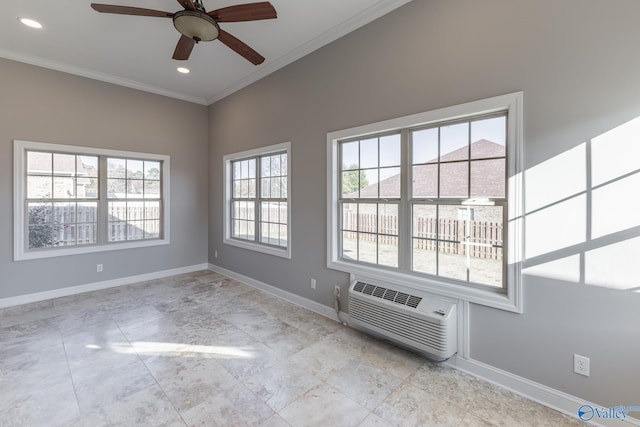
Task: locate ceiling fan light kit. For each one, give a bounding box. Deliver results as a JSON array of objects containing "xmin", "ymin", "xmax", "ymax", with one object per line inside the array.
[
  {"xmin": 173, "ymin": 10, "xmax": 219, "ymax": 42},
  {"xmin": 90, "ymin": 1, "xmax": 277, "ymax": 64}
]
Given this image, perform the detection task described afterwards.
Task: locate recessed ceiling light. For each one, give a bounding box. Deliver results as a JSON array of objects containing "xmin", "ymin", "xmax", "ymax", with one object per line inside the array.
[
  {"xmin": 177, "ymin": 67, "xmax": 190, "ymax": 74},
  {"xmin": 18, "ymin": 17, "xmax": 43, "ymax": 29}
]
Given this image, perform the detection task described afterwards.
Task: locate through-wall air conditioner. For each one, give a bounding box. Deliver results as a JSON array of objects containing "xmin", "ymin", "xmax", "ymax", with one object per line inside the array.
[{"xmin": 348, "ymin": 278, "xmax": 457, "ymax": 361}]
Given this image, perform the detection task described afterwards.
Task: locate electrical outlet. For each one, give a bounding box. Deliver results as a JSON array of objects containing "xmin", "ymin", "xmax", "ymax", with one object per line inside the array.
[
  {"xmin": 97, "ymin": 264, "xmax": 103, "ymax": 273},
  {"xmin": 310, "ymin": 278, "xmax": 316, "ymax": 290},
  {"xmin": 574, "ymin": 354, "xmax": 590, "ymax": 377},
  {"xmin": 214, "ymin": 250, "xmax": 218, "ymax": 258},
  {"xmin": 334, "ymin": 285, "xmax": 340, "ymax": 297}
]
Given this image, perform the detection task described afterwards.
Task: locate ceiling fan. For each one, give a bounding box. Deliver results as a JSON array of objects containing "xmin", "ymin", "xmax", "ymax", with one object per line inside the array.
[{"xmin": 91, "ymin": 0, "xmax": 277, "ymax": 64}]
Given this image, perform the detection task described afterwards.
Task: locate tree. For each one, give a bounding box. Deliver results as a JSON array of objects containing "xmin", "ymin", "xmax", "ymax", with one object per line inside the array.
[
  {"xmin": 28, "ymin": 204, "xmax": 59, "ymax": 248},
  {"xmin": 341, "ymin": 165, "xmax": 369, "ymax": 196}
]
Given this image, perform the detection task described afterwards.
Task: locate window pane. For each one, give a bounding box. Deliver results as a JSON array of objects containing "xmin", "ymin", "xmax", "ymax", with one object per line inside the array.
[
  {"xmin": 109, "ymin": 201, "xmax": 127, "ymax": 221},
  {"xmin": 342, "ymin": 170, "xmax": 363, "ymax": 198},
  {"xmin": 440, "ymin": 162, "xmax": 468, "ymax": 197},
  {"xmin": 27, "ymin": 152, "xmax": 52, "ymax": 174},
  {"xmin": 270, "ymin": 177, "xmax": 280, "ymax": 198},
  {"xmin": 280, "ymin": 177, "xmax": 288, "ymax": 199},
  {"xmin": 144, "ymin": 161, "xmax": 161, "ymax": 179},
  {"xmin": 58, "ymin": 224, "xmax": 76, "ymax": 246},
  {"xmin": 471, "ymin": 116, "xmax": 506, "ymax": 159},
  {"xmin": 342, "ymin": 203, "xmax": 357, "ymax": 231},
  {"xmin": 280, "ymin": 154, "xmax": 287, "ymax": 176},
  {"xmin": 27, "ymin": 176, "xmax": 52, "ymax": 199},
  {"xmin": 412, "ymin": 164, "xmax": 438, "ymax": 198},
  {"xmin": 78, "ymin": 156, "xmax": 99, "ymax": 178},
  {"xmin": 270, "ymin": 155, "xmax": 281, "ymax": 177},
  {"xmin": 77, "ymin": 202, "xmax": 98, "ymax": 223},
  {"xmin": 108, "ymin": 178, "xmax": 126, "ymax": 198},
  {"xmin": 357, "ymin": 203, "xmax": 377, "ymax": 233},
  {"xmin": 440, "ymin": 122, "xmax": 469, "ymax": 162},
  {"xmin": 127, "ymin": 221, "xmax": 145, "ymax": 240},
  {"xmin": 360, "ymin": 169, "xmax": 379, "ymax": 198},
  {"xmin": 360, "ymin": 138, "xmax": 378, "ymax": 169},
  {"xmin": 378, "ymin": 204, "xmax": 398, "ymax": 234},
  {"xmin": 53, "ymin": 177, "xmax": 75, "ymax": 198},
  {"xmin": 379, "ymin": 236, "xmax": 398, "ymax": 268},
  {"xmin": 469, "ymin": 254, "xmax": 503, "ymax": 288},
  {"xmin": 341, "ymin": 141, "xmax": 359, "ymax": 169},
  {"xmin": 412, "ymin": 128, "xmax": 438, "ymax": 164},
  {"xmin": 261, "ymin": 156, "xmax": 271, "ymax": 177},
  {"xmin": 109, "ymin": 222, "xmax": 127, "ymax": 241},
  {"xmin": 54, "ymin": 154, "xmax": 76, "ymax": 175},
  {"xmin": 471, "ymin": 159, "xmax": 505, "ymax": 198},
  {"xmin": 28, "ymin": 203, "xmax": 53, "ymax": 225},
  {"xmin": 127, "ymin": 180, "xmax": 144, "ymax": 198},
  {"xmin": 127, "ymin": 160, "xmax": 144, "ymax": 179},
  {"xmin": 380, "ymin": 134, "xmax": 401, "ymax": 167},
  {"xmin": 77, "ymin": 177, "xmax": 98, "ymax": 198},
  {"xmin": 108, "ymin": 158, "xmax": 126, "ymax": 178},
  {"xmin": 54, "ymin": 203, "xmax": 75, "ymax": 224},
  {"xmin": 29, "ymin": 225, "xmax": 54, "ymax": 249},
  {"xmin": 248, "ymin": 159, "xmax": 256, "ymax": 179},
  {"xmin": 342, "ymin": 231, "xmax": 357, "ymax": 260},
  {"xmin": 379, "ymin": 167, "xmax": 400, "ymax": 198},
  {"xmin": 144, "ymin": 220, "xmax": 160, "ymax": 238},
  {"xmin": 413, "ymin": 238, "xmax": 436, "ymax": 275},
  {"xmin": 358, "ymin": 233, "xmax": 377, "ymax": 264},
  {"xmin": 144, "ymin": 180, "xmax": 161, "ymax": 199},
  {"xmin": 438, "ymin": 242, "xmax": 468, "ymax": 281},
  {"xmin": 412, "ymin": 205, "xmax": 437, "ymax": 239},
  {"xmin": 127, "ymin": 202, "xmax": 144, "ymax": 221},
  {"xmin": 77, "ymin": 223, "xmax": 97, "ymax": 245},
  {"xmin": 145, "ymin": 201, "xmax": 161, "ymax": 220}
]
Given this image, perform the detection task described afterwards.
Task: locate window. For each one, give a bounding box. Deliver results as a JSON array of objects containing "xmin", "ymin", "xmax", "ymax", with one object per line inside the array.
[
  {"xmin": 223, "ymin": 142, "xmax": 291, "ymax": 258},
  {"xmin": 327, "ymin": 93, "xmax": 523, "ymax": 312},
  {"xmin": 14, "ymin": 140, "xmax": 170, "ymax": 261}
]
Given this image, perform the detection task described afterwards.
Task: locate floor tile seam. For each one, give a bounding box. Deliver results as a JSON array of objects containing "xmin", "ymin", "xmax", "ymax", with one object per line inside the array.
[
  {"xmin": 114, "ymin": 298, "xmax": 190, "ymax": 427},
  {"xmin": 59, "ymin": 326, "xmax": 83, "ymax": 420}
]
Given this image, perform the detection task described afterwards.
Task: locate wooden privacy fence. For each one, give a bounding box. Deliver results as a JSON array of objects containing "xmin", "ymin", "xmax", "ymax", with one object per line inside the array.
[{"xmin": 344, "ymin": 213, "xmax": 502, "ymax": 260}]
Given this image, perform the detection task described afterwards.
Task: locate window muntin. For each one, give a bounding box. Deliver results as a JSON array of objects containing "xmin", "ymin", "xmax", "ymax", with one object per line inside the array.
[
  {"xmin": 225, "ymin": 143, "xmax": 291, "ymax": 258},
  {"xmin": 15, "ymin": 140, "xmax": 169, "ymax": 260},
  {"xmin": 328, "ymin": 92, "xmax": 523, "ymax": 312}
]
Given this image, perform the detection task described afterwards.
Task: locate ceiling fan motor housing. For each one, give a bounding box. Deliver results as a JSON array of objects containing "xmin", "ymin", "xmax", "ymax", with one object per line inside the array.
[{"xmin": 173, "ymin": 10, "xmax": 220, "ymax": 42}]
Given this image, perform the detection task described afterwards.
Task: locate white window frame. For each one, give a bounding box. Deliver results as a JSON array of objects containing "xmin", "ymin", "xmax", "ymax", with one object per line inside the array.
[
  {"xmin": 14, "ymin": 140, "xmax": 170, "ymax": 261},
  {"xmin": 223, "ymin": 142, "xmax": 292, "ymax": 259},
  {"xmin": 327, "ymin": 93, "xmax": 524, "ymax": 312}
]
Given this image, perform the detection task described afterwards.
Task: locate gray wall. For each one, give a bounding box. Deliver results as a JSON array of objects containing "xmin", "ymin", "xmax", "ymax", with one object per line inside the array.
[
  {"xmin": 209, "ymin": 0, "xmax": 640, "ymax": 406},
  {"xmin": 0, "ymin": 58, "xmax": 209, "ymax": 299}
]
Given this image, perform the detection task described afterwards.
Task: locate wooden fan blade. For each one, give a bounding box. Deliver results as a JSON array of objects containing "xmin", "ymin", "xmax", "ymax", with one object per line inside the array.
[
  {"xmin": 176, "ymin": 0, "xmax": 196, "ymax": 11},
  {"xmin": 173, "ymin": 35, "xmax": 196, "ymax": 60},
  {"xmin": 217, "ymin": 29, "xmax": 265, "ymax": 65},
  {"xmin": 208, "ymin": 2, "xmax": 276, "ymax": 22},
  {"xmin": 91, "ymin": 4, "xmax": 173, "ymax": 17}
]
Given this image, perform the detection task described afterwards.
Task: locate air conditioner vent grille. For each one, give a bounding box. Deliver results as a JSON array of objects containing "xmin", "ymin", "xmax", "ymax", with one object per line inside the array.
[{"xmin": 353, "ymin": 281, "xmax": 422, "ymax": 309}]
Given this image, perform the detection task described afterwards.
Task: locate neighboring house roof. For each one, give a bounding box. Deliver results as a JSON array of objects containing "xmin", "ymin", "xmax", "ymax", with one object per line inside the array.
[{"xmin": 347, "ymin": 139, "xmax": 505, "ymax": 199}]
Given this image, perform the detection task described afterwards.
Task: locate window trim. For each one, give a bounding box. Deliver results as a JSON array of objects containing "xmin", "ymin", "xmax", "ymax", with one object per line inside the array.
[
  {"xmin": 223, "ymin": 142, "xmax": 292, "ymax": 259},
  {"xmin": 14, "ymin": 140, "xmax": 170, "ymax": 261},
  {"xmin": 327, "ymin": 93, "xmax": 523, "ymax": 312}
]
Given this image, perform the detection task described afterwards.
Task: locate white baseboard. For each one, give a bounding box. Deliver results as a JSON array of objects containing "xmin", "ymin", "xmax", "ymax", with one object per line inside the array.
[
  {"xmin": 0, "ymin": 263, "xmax": 209, "ymax": 308},
  {"xmin": 447, "ymin": 356, "xmax": 640, "ymax": 427},
  {"xmin": 208, "ymin": 263, "xmax": 347, "ymax": 323}
]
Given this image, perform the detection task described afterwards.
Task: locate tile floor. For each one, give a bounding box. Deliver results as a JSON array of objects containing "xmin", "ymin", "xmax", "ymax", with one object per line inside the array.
[{"xmin": 0, "ymin": 270, "xmax": 582, "ymax": 426}]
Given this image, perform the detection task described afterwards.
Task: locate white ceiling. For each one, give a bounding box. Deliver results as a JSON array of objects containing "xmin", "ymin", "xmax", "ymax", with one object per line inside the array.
[{"xmin": 1, "ymin": 0, "xmax": 412, "ymax": 105}]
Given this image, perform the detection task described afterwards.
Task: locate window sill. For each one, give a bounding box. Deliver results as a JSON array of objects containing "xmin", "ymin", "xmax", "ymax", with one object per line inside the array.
[
  {"xmin": 328, "ymin": 258, "xmax": 522, "ymax": 313},
  {"xmin": 15, "ymin": 238, "xmax": 170, "ymax": 261},
  {"xmin": 224, "ymin": 237, "xmax": 291, "ymax": 259}
]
